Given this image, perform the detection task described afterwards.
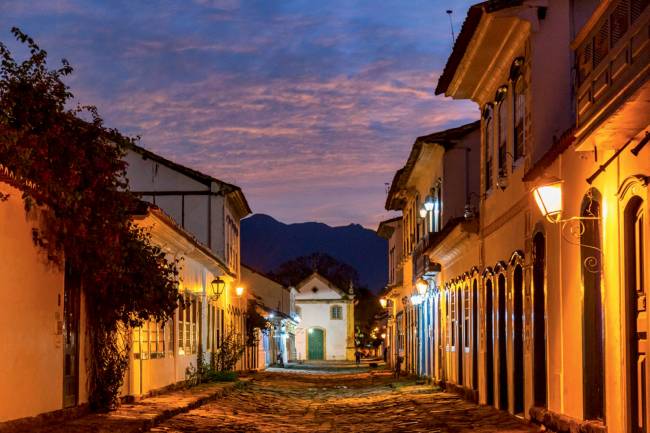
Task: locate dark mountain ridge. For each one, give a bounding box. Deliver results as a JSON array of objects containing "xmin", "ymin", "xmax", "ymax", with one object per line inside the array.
[{"xmin": 241, "ymin": 214, "xmax": 387, "ymax": 292}]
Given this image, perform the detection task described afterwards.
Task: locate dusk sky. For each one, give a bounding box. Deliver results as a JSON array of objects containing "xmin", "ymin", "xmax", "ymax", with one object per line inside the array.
[{"xmin": 0, "ymin": 0, "xmax": 477, "ymax": 229}]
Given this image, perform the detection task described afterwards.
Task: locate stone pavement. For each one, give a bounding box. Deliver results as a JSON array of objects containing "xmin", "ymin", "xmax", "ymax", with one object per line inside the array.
[
  {"xmin": 149, "ymin": 367, "xmax": 538, "ymax": 433},
  {"xmin": 1, "ymin": 380, "xmax": 245, "ymax": 433}
]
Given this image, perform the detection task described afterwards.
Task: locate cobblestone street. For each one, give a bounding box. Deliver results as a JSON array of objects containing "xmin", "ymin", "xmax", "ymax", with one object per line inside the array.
[{"xmin": 150, "ymin": 365, "xmax": 537, "ymax": 433}]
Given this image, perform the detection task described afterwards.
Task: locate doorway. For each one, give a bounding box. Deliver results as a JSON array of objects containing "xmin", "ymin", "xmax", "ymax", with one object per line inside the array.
[
  {"xmin": 533, "ymin": 232, "xmax": 547, "ymax": 408},
  {"xmin": 457, "ymin": 286, "xmax": 463, "ymax": 385},
  {"xmin": 308, "ymin": 328, "xmax": 324, "ymax": 360},
  {"xmin": 581, "ymin": 192, "xmax": 603, "ymax": 420},
  {"xmin": 625, "ymin": 197, "xmax": 646, "ymax": 433},
  {"xmin": 498, "ymin": 273, "xmax": 508, "ymax": 410},
  {"xmin": 63, "ymin": 264, "xmax": 80, "ymax": 408},
  {"xmin": 513, "ymin": 265, "xmax": 524, "ymax": 414},
  {"xmin": 472, "ymin": 279, "xmax": 479, "ymax": 391},
  {"xmin": 485, "ymin": 278, "xmax": 494, "ymax": 405}
]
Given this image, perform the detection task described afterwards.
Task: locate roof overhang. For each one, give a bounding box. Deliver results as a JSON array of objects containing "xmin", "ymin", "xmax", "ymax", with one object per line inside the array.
[
  {"xmin": 376, "ymin": 216, "xmax": 401, "ymax": 239},
  {"xmin": 385, "ymin": 121, "xmax": 480, "ymax": 211},
  {"xmin": 436, "ymin": 1, "xmax": 542, "ymax": 103},
  {"xmin": 132, "ymin": 204, "xmax": 235, "ymax": 278}
]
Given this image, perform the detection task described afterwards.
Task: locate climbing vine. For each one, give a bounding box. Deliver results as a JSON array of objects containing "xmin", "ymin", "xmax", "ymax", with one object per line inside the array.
[{"xmin": 0, "ymin": 28, "xmax": 180, "ymax": 410}]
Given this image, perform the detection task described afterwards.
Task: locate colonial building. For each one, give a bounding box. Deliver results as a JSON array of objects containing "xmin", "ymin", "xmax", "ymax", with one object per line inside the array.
[
  {"xmin": 124, "ymin": 144, "xmax": 253, "ymax": 370},
  {"xmin": 379, "ymin": 1, "xmax": 649, "ymax": 432},
  {"xmin": 376, "ymin": 216, "xmax": 403, "ymax": 371},
  {"xmin": 0, "ymin": 170, "xmax": 249, "ymax": 422},
  {"xmin": 380, "ymin": 121, "xmax": 481, "ymax": 378},
  {"xmin": 294, "ymin": 273, "xmax": 355, "ymax": 361},
  {"xmin": 126, "ymin": 203, "xmax": 240, "ymax": 396},
  {"xmin": 240, "ymin": 264, "xmax": 299, "ymax": 367}
]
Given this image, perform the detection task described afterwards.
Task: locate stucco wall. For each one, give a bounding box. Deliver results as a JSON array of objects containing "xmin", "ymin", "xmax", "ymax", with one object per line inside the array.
[
  {"xmin": 0, "ymin": 182, "xmax": 65, "ymax": 421},
  {"xmin": 295, "ymin": 275, "xmax": 352, "ymax": 360},
  {"xmin": 295, "ymin": 302, "xmax": 351, "ymax": 361}
]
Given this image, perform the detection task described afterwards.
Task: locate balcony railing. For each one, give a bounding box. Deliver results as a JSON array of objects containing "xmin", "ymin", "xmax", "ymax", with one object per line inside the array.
[
  {"xmin": 412, "ymin": 237, "xmax": 441, "ymax": 282},
  {"xmin": 574, "ymin": 0, "xmax": 649, "ymax": 135}
]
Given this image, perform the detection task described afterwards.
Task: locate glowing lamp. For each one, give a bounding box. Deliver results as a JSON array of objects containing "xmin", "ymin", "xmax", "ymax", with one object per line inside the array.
[
  {"xmin": 380, "ymin": 333, "xmax": 386, "ymax": 339},
  {"xmin": 210, "ymin": 277, "xmax": 225, "ymax": 300},
  {"xmin": 416, "ymin": 279, "xmax": 428, "ymax": 296},
  {"xmin": 410, "ymin": 294, "xmax": 423, "ymax": 305},
  {"xmin": 532, "ymin": 179, "xmax": 563, "ymax": 222},
  {"xmin": 379, "ymin": 297, "xmax": 388, "ymax": 308},
  {"xmin": 235, "ymin": 286, "xmax": 245, "ymax": 297},
  {"xmin": 419, "ymin": 206, "xmax": 428, "ymax": 218},
  {"xmin": 423, "ymin": 195, "xmax": 435, "ymax": 211},
  {"xmin": 269, "ymin": 312, "xmax": 275, "ymax": 319}
]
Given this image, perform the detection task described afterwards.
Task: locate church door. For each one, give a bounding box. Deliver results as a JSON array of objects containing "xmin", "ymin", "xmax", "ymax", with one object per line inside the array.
[{"xmin": 308, "ymin": 328, "xmax": 324, "ymax": 360}]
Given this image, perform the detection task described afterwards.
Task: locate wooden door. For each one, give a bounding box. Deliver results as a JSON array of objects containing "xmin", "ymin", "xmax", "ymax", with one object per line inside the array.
[
  {"xmin": 627, "ymin": 198, "xmax": 647, "ymax": 433},
  {"xmin": 308, "ymin": 328, "xmax": 324, "ymax": 360},
  {"xmin": 63, "ymin": 265, "xmax": 80, "ymax": 408},
  {"xmin": 485, "ymin": 278, "xmax": 495, "ymax": 405}
]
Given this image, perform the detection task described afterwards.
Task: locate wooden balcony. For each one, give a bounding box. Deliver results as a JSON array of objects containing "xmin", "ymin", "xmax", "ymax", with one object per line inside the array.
[
  {"xmin": 413, "ymin": 237, "xmax": 441, "ymax": 282},
  {"xmin": 573, "ymin": 0, "xmax": 650, "ymax": 149}
]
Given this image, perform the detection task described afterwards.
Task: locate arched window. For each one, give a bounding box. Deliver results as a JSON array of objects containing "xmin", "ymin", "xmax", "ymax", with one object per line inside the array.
[
  {"xmin": 510, "ymin": 57, "xmax": 525, "ymax": 163},
  {"xmin": 496, "ymin": 86, "xmax": 508, "ymax": 178},
  {"xmin": 513, "ymin": 76, "xmax": 526, "ymax": 161},
  {"xmin": 330, "ymin": 305, "xmax": 343, "ymax": 320},
  {"xmin": 483, "ymin": 105, "xmax": 494, "ymax": 192}
]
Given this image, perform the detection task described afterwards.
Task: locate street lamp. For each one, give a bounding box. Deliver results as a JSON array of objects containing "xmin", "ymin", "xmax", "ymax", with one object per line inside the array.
[
  {"xmin": 423, "ymin": 195, "xmax": 435, "ymax": 211},
  {"xmin": 235, "ymin": 286, "xmax": 245, "ymax": 297},
  {"xmin": 416, "ymin": 279, "xmax": 428, "ymax": 296},
  {"xmin": 532, "ymin": 178, "xmax": 563, "ymax": 222},
  {"xmin": 209, "ymin": 277, "xmax": 225, "ymax": 300},
  {"xmin": 419, "ymin": 206, "xmax": 428, "ymax": 218},
  {"xmin": 379, "ymin": 297, "xmax": 388, "ymax": 308}
]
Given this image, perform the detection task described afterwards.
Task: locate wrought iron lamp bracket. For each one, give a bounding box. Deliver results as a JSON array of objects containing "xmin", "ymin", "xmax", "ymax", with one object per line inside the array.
[{"xmin": 547, "ymin": 215, "xmax": 602, "ymax": 273}]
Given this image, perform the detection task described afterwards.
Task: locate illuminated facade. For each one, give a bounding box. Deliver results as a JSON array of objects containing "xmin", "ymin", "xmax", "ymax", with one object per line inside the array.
[
  {"xmin": 380, "ymin": 0, "xmax": 649, "ymax": 432},
  {"xmin": 294, "ymin": 273, "xmax": 355, "ymax": 361},
  {"xmin": 381, "ymin": 122, "xmax": 481, "ymax": 379}
]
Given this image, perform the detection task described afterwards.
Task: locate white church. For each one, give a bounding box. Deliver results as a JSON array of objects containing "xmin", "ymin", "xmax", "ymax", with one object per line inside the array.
[{"xmin": 294, "ymin": 272, "xmax": 355, "ymax": 361}]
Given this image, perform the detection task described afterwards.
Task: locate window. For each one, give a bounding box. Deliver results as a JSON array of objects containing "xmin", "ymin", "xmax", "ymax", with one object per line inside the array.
[
  {"xmin": 178, "ymin": 298, "xmax": 185, "ymax": 353},
  {"xmin": 331, "ymin": 305, "xmax": 343, "ymax": 320},
  {"xmin": 513, "ymin": 76, "xmax": 526, "ymax": 162},
  {"xmin": 497, "ymin": 92, "xmax": 508, "ymax": 178},
  {"xmin": 483, "ymin": 105, "xmax": 494, "ymax": 192},
  {"xmin": 134, "ymin": 320, "xmax": 165, "ymax": 359}
]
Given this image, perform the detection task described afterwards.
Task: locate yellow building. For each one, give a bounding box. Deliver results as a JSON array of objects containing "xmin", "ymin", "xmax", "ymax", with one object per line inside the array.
[{"xmin": 421, "ymin": 0, "xmax": 650, "ymax": 431}]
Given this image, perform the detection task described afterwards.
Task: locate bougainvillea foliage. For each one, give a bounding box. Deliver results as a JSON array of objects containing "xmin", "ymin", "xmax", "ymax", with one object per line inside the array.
[{"xmin": 0, "ymin": 28, "xmax": 180, "ymax": 410}]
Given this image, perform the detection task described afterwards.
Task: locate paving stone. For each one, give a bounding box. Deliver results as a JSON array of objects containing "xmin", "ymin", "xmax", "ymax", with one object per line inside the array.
[{"xmin": 150, "ymin": 369, "xmax": 537, "ymax": 433}]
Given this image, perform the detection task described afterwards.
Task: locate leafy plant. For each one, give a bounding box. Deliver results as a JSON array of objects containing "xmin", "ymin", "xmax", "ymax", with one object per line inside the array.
[
  {"xmin": 0, "ymin": 29, "xmax": 180, "ymax": 410},
  {"xmin": 214, "ymin": 331, "xmax": 246, "ymax": 372}
]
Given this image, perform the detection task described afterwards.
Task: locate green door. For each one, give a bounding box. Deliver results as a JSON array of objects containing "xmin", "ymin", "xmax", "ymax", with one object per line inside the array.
[{"xmin": 308, "ymin": 328, "xmax": 324, "ymax": 360}]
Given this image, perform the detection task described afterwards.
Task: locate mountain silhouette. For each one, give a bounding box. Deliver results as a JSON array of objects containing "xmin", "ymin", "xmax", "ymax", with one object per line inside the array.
[{"xmin": 241, "ymin": 214, "xmax": 387, "ymax": 293}]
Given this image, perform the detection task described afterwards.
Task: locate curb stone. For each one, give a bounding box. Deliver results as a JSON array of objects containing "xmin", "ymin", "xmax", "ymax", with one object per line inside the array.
[{"xmin": 0, "ymin": 379, "xmax": 251, "ymax": 433}]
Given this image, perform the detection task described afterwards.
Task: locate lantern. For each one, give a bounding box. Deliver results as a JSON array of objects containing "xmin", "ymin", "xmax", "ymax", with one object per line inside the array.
[{"xmin": 532, "ymin": 179, "xmax": 563, "ymax": 222}]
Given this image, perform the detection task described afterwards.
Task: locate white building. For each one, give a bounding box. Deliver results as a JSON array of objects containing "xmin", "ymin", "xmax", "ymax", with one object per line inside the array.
[{"xmin": 294, "ymin": 273, "xmax": 355, "ymax": 361}]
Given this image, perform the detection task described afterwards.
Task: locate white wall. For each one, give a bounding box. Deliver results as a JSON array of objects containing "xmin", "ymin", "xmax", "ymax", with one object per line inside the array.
[
  {"xmin": 294, "ymin": 274, "xmax": 352, "ymax": 361},
  {"xmin": 295, "ymin": 302, "xmax": 351, "ymax": 360}
]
